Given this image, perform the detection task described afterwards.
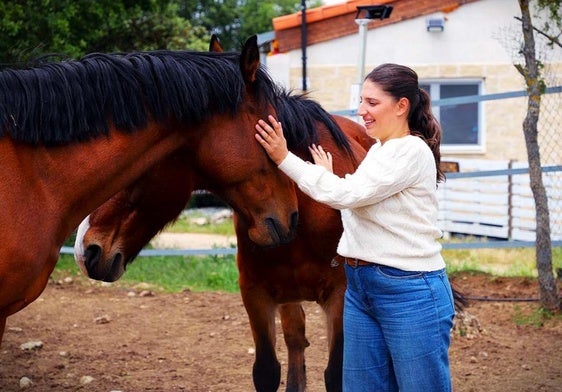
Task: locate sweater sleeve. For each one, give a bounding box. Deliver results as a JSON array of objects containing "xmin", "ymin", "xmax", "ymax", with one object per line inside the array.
[{"xmin": 277, "ymin": 136, "xmax": 433, "ymax": 210}]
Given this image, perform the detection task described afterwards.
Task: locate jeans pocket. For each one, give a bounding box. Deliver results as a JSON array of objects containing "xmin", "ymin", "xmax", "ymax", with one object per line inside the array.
[
  {"xmin": 376, "ymin": 265, "xmax": 423, "ymax": 279},
  {"xmin": 439, "ymin": 274, "xmax": 456, "ymax": 312}
]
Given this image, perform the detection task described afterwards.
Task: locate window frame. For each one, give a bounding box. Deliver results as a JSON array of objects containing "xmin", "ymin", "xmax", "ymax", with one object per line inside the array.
[{"xmin": 420, "ymin": 78, "xmax": 485, "ymax": 154}]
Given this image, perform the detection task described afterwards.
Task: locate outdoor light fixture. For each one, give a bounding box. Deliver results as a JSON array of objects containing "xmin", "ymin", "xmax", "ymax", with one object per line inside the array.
[
  {"xmin": 349, "ymin": 5, "xmax": 394, "ymax": 111},
  {"xmin": 426, "ymin": 15, "xmax": 445, "ymax": 32},
  {"xmin": 355, "ymin": 5, "xmax": 393, "ymax": 20}
]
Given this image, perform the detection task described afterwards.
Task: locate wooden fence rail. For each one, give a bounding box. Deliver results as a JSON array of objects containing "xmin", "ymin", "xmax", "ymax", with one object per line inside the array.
[{"xmin": 437, "ymin": 159, "xmax": 562, "ymax": 242}]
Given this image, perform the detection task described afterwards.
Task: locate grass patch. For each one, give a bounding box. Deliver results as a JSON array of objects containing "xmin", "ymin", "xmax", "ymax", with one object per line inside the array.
[
  {"xmin": 164, "ymin": 211, "xmax": 235, "ymax": 235},
  {"xmin": 55, "ymin": 253, "xmax": 239, "ymax": 293},
  {"xmin": 123, "ymin": 254, "xmax": 239, "ymax": 292},
  {"xmin": 512, "ymin": 305, "xmax": 562, "ymax": 327},
  {"xmin": 444, "ymin": 246, "xmax": 562, "ymax": 277},
  {"xmin": 60, "ymin": 246, "xmax": 561, "ymax": 294}
]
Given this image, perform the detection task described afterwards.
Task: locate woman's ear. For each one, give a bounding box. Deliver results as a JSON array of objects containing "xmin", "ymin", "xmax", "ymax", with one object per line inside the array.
[{"xmin": 396, "ymin": 97, "xmax": 410, "ymax": 117}]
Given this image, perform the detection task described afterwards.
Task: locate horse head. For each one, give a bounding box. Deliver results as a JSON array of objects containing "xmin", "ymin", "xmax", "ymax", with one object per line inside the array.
[{"xmin": 74, "ymin": 36, "xmax": 299, "ymax": 281}]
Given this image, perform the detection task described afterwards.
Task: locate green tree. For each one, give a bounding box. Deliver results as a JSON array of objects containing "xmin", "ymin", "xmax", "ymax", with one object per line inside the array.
[
  {"xmin": 0, "ymin": 0, "xmax": 208, "ymax": 64},
  {"xmin": 0, "ymin": 0, "xmax": 319, "ymax": 63},
  {"xmin": 177, "ymin": 0, "xmax": 318, "ymax": 51},
  {"xmin": 238, "ymin": 0, "xmax": 310, "ymax": 47}
]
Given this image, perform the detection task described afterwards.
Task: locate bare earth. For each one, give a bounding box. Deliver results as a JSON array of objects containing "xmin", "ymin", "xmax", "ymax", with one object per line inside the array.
[
  {"xmin": 1, "ymin": 272, "xmax": 561, "ymax": 391},
  {"xmin": 149, "ymin": 232, "xmax": 237, "ymax": 250}
]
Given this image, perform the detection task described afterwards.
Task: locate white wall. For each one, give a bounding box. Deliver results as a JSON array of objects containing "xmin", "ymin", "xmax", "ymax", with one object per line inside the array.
[
  {"xmin": 285, "ymin": 0, "xmax": 523, "ymax": 68},
  {"xmin": 265, "ymin": 0, "xmax": 562, "ymax": 162}
]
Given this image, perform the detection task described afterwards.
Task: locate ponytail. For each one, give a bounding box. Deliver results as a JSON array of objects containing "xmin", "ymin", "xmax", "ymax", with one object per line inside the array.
[{"xmin": 409, "ymin": 88, "xmax": 445, "ymax": 184}]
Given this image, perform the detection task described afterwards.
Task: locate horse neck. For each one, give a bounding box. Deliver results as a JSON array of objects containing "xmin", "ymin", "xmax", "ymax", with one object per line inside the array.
[{"xmin": 0, "ymin": 123, "xmax": 186, "ymax": 244}]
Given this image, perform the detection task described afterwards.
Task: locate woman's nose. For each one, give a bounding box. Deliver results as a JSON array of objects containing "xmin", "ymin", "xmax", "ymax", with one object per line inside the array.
[{"xmin": 356, "ymin": 104, "xmax": 366, "ymax": 116}]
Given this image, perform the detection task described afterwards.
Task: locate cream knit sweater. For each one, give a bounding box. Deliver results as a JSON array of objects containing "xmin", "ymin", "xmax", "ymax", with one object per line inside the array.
[{"xmin": 278, "ymin": 135, "xmax": 445, "ymax": 272}]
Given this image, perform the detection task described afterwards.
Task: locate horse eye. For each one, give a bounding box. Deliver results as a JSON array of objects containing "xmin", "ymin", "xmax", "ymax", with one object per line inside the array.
[{"xmin": 126, "ymin": 187, "xmax": 144, "ymax": 206}]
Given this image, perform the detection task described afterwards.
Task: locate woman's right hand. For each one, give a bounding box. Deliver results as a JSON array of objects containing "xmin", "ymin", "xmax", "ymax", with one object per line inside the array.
[{"xmin": 255, "ymin": 115, "xmax": 289, "ymax": 165}]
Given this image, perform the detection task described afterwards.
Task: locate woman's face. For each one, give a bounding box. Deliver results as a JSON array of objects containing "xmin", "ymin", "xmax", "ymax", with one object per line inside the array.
[{"xmin": 357, "ymin": 80, "xmax": 408, "ymax": 143}]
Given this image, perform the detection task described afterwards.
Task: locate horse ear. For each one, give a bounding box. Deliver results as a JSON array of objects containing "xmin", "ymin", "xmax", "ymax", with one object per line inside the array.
[
  {"xmin": 209, "ymin": 34, "xmax": 223, "ymax": 53},
  {"xmin": 240, "ymin": 35, "xmax": 260, "ymax": 83}
]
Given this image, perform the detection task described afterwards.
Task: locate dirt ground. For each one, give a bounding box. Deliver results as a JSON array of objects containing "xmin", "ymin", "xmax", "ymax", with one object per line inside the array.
[{"xmin": 1, "ymin": 272, "xmax": 560, "ymax": 392}]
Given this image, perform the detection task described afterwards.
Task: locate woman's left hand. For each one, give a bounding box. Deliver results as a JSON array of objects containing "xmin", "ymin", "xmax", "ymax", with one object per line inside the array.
[
  {"xmin": 309, "ymin": 144, "xmax": 333, "ymax": 173},
  {"xmin": 255, "ymin": 115, "xmax": 289, "ymax": 165}
]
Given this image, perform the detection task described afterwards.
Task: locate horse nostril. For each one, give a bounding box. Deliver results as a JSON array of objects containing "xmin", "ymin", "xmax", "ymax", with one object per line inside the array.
[
  {"xmin": 264, "ymin": 217, "xmax": 281, "ymax": 244},
  {"xmin": 265, "ymin": 212, "xmax": 299, "ymax": 245},
  {"xmin": 84, "ymin": 244, "xmax": 102, "ymax": 272},
  {"xmin": 113, "ymin": 252, "xmax": 124, "ymax": 271},
  {"xmin": 290, "ymin": 211, "xmax": 299, "ymax": 233}
]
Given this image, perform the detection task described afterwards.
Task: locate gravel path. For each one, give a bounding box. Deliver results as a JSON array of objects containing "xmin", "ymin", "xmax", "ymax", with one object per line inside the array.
[{"xmin": 150, "ymin": 232, "xmax": 237, "ymax": 250}]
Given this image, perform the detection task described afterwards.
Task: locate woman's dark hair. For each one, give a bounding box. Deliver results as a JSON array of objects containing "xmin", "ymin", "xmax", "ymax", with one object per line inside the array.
[{"xmin": 364, "ymin": 63, "xmax": 445, "ymax": 183}]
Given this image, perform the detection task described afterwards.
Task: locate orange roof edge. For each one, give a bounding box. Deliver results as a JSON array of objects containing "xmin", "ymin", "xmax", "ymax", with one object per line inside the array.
[{"xmin": 273, "ymin": 0, "xmax": 393, "ymax": 31}]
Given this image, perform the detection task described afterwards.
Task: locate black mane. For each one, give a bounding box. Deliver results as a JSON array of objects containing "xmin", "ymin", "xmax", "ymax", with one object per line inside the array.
[
  {"xmin": 0, "ymin": 50, "xmax": 277, "ymax": 145},
  {"xmin": 0, "ymin": 47, "xmax": 355, "ymax": 156},
  {"xmin": 277, "ymin": 91, "xmax": 353, "ymax": 159}
]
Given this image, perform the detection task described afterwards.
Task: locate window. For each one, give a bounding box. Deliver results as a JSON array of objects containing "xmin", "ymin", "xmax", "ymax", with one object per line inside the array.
[{"xmin": 420, "ymin": 80, "xmax": 483, "ymax": 153}]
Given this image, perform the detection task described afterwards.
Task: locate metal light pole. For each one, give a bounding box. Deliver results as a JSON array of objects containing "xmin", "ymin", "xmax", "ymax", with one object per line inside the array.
[
  {"xmin": 356, "ymin": 18, "xmax": 371, "ymax": 85},
  {"xmin": 301, "ymin": 0, "xmax": 308, "ymax": 91},
  {"xmin": 349, "ymin": 5, "xmax": 393, "ymax": 111}
]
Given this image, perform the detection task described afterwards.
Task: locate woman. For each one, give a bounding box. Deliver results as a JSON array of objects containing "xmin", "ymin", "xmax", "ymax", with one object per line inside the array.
[{"xmin": 255, "ymin": 63, "xmax": 455, "ymax": 391}]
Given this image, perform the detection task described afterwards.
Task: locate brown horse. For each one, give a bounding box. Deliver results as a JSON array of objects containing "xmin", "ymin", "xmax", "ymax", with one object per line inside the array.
[
  {"xmin": 74, "ymin": 85, "xmax": 373, "ymax": 391},
  {"xmin": 0, "ymin": 36, "xmax": 300, "ymax": 345}
]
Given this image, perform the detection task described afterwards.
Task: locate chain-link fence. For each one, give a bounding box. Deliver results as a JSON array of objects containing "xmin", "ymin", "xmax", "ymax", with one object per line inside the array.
[
  {"xmin": 431, "ymin": 86, "xmax": 562, "ymax": 248},
  {"xmin": 537, "ymin": 86, "xmax": 562, "ymax": 243}
]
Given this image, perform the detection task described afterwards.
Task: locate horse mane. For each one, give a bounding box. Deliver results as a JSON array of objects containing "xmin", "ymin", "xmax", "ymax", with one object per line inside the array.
[
  {"xmin": 276, "ymin": 91, "xmax": 354, "ymax": 159},
  {"xmin": 0, "ymin": 50, "xmax": 277, "ymax": 145}
]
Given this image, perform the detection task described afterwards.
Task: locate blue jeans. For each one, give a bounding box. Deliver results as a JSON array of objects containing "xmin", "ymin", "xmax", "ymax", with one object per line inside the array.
[{"xmin": 343, "ymin": 263, "xmax": 455, "ymax": 392}]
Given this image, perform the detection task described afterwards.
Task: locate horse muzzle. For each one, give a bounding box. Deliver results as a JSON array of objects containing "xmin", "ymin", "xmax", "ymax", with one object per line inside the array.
[
  {"xmin": 80, "ymin": 244, "xmax": 126, "ymax": 282},
  {"xmin": 249, "ymin": 211, "xmax": 299, "ymax": 247}
]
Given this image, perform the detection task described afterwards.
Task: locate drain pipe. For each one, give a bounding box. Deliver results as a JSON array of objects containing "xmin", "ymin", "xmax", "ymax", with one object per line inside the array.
[{"xmin": 300, "ymin": 0, "xmax": 307, "ymax": 91}]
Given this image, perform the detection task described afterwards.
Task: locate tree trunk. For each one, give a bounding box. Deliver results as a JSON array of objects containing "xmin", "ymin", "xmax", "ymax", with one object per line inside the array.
[{"xmin": 517, "ymin": 0, "xmax": 560, "ymax": 311}]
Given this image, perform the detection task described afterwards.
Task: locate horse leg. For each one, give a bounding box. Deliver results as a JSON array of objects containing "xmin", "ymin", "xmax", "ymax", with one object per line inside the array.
[
  {"xmin": 321, "ymin": 292, "xmax": 345, "ymax": 392},
  {"xmin": 241, "ymin": 291, "xmax": 281, "ymax": 392},
  {"xmin": 279, "ymin": 303, "xmax": 309, "ymax": 392},
  {"xmin": 0, "ymin": 317, "xmax": 5, "ymax": 346}
]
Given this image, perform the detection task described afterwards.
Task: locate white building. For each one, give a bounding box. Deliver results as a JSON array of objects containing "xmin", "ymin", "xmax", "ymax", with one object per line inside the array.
[{"xmin": 266, "ymin": 0, "xmax": 562, "ymax": 162}]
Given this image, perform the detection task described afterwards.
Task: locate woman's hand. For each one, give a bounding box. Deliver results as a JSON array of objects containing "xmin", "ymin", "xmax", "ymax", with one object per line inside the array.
[
  {"xmin": 255, "ymin": 115, "xmax": 289, "ymax": 165},
  {"xmin": 309, "ymin": 144, "xmax": 333, "ymax": 173}
]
